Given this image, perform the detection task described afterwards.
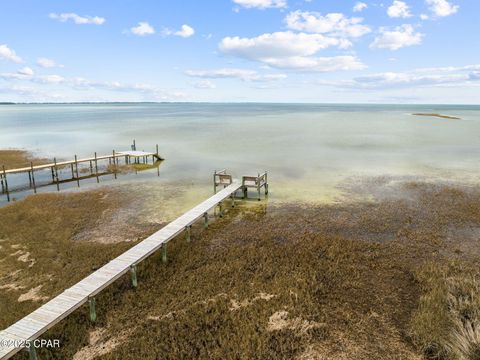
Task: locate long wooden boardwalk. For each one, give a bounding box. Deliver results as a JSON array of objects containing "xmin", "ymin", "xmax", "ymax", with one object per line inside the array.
[
  {"xmin": 1, "ymin": 146, "xmax": 163, "ymax": 201},
  {"xmin": 0, "ymin": 181, "xmax": 243, "ymax": 359},
  {"xmin": 2, "ymin": 150, "xmax": 161, "ymax": 176}
]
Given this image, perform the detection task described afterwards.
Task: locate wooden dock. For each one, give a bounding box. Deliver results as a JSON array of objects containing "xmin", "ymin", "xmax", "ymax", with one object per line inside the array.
[
  {"xmin": 0, "ymin": 180, "xmax": 249, "ymax": 359},
  {"xmin": 1, "ymin": 145, "xmax": 163, "ymax": 201}
]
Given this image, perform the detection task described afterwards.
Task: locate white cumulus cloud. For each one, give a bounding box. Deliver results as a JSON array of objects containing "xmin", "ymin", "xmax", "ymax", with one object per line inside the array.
[
  {"xmin": 387, "ymin": 1, "xmax": 412, "ymax": 18},
  {"xmin": 175, "ymin": 24, "xmax": 195, "ymax": 38},
  {"xmin": 49, "ymin": 13, "xmax": 105, "ymax": 25},
  {"xmin": 285, "ymin": 11, "xmax": 371, "ymax": 38},
  {"xmin": 220, "ymin": 31, "xmax": 347, "ymax": 59},
  {"xmin": 130, "ymin": 22, "xmax": 156, "ymax": 36},
  {"xmin": 426, "ymin": 0, "xmax": 458, "ymax": 17},
  {"xmin": 353, "ymin": 2, "xmax": 368, "ymax": 12},
  {"xmin": 232, "ymin": 0, "xmax": 287, "ymax": 9},
  {"xmin": 370, "ymin": 24, "xmax": 423, "ymax": 50},
  {"xmin": 219, "ymin": 31, "xmax": 366, "ymax": 72},
  {"xmin": 163, "ymin": 24, "xmax": 195, "ymax": 38},
  {"xmin": 0, "ymin": 44, "xmax": 23, "ymax": 63}
]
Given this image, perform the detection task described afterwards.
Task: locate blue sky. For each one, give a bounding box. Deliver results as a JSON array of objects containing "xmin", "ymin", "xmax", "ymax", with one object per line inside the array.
[{"xmin": 0, "ymin": 0, "xmax": 478, "ymax": 103}]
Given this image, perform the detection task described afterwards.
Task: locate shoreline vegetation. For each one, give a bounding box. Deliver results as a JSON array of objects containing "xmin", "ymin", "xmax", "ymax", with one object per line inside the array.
[
  {"xmin": 0, "ymin": 149, "xmax": 48, "ymax": 170},
  {"xmin": 1, "ymin": 151, "xmax": 480, "ymax": 359},
  {"xmin": 412, "ymin": 113, "xmax": 461, "ymax": 120}
]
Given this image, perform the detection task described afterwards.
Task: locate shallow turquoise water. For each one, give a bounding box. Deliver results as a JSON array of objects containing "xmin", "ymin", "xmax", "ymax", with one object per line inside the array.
[{"xmin": 1, "ymin": 103, "xmax": 479, "ymax": 207}]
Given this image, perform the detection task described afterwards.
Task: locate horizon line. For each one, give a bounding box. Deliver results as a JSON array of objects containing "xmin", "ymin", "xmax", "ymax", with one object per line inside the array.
[{"xmin": 1, "ymin": 101, "xmax": 480, "ymax": 106}]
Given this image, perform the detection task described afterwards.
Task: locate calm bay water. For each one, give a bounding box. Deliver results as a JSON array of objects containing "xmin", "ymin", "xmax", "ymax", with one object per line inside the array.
[{"xmin": 1, "ymin": 103, "xmax": 479, "ymax": 213}]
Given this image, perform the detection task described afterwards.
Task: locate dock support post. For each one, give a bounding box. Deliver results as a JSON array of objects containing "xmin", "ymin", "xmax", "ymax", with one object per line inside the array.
[
  {"xmin": 89, "ymin": 297, "xmax": 96, "ymax": 322},
  {"xmin": 54, "ymin": 158, "xmax": 60, "ymax": 191},
  {"xmin": 27, "ymin": 340, "xmax": 37, "ymax": 360},
  {"xmin": 243, "ymin": 187, "xmax": 248, "ymax": 199},
  {"xmin": 156, "ymin": 144, "xmax": 159, "ymax": 157},
  {"xmin": 70, "ymin": 163, "xmax": 74, "ymax": 178},
  {"xmin": 213, "ymin": 172, "xmax": 217, "ymax": 194},
  {"xmin": 2, "ymin": 166, "xmax": 9, "ymax": 202},
  {"xmin": 162, "ymin": 244, "xmax": 167, "ymax": 264},
  {"xmin": 265, "ymin": 172, "xmax": 269, "ymax": 196},
  {"xmin": 0, "ymin": 173, "xmax": 4, "ymax": 194},
  {"xmin": 28, "ymin": 171, "xmax": 32, "ymax": 187},
  {"xmin": 50, "ymin": 166, "xmax": 55, "ymax": 182},
  {"xmin": 218, "ymin": 202, "xmax": 223, "ymax": 218},
  {"xmin": 89, "ymin": 160, "xmax": 93, "ymax": 175},
  {"xmin": 257, "ymin": 173, "xmax": 261, "ymax": 201},
  {"xmin": 94, "ymin": 152, "xmax": 99, "ymax": 183},
  {"xmin": 112, "ymin": 150, "xmax": 117, "ymax": 179},
  {"xmin": 30, "ymin": 162, "xmax": 37, "ymax": 194},
  {"xmin": 185, "ymin": 225, "xmax": 191, "ymax": 242},
  {"xmin": 203, "ymin": 212, "xmax": 209, "ymax": 228},
  {"xmin": 74, "ymin": 155, "xmax": 80, "ymax": 187},
  {"xmin": 231, "ymin": 194, "xmax": 235, "ymax": 208},
  {"xmin": 130, "ymin": 265, "xmax": 138, "ymax": 288}
]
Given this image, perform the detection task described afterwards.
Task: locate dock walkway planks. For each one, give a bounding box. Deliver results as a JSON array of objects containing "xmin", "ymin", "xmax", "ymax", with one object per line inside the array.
[{"xmin": 0, "ymin": 181, "xmax": 241, "ymax": 359}]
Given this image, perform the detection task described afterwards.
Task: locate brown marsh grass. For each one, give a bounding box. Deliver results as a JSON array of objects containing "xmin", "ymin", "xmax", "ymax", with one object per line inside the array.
[
  {"xmin": 0, "ymin": 150, "xmax": 48, "ymax": 170},
  {"xmin": 1, "ymin": 179, "xmax": 479, "ymax": 359}
]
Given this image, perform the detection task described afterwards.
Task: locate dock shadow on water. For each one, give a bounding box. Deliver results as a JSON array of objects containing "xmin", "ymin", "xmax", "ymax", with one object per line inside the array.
[{"xmin": 1, "ymin": 175, "xmax": 479, "ymax": 359}]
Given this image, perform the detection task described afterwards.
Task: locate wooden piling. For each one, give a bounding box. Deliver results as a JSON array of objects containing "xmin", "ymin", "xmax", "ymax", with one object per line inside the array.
[
  {"xmin": 162, "ymin": 244, "xmax": 167, "ymax": 263},
  {"xmin": 54, "ymin": 158, "xmax": 60, "ymax": 191},
  {"xmin": 112, "ymin": 150, "xmax": 117, "ymax": 179},
  {"xmin": 2, "ymin": 166, "xmax": 9, "ymax": 202},
  {"xmin": 89, "ymin": 297, "xmax": 96, "ymax": 322},
  {"xmin": 130, "ymin": 265, "xmax": 138, "ymax": 288},
  {"xmin": 74, "ymin": 155, "xmax": 80, "ymax": 187},
  {"xmin": 27, "ymin": 340, "xmax": 37, "ymax": 360},
  {"xmin": 185, "ymin": 226, "xmax": 191, "ymax": 242},
  {"xmin": 30, "ymin": 162, "xmax": 37, "ymax": 194},
  {"xmin": 94, "ymin": 152, "xmax": 99, "ymax": 183},
  {"xmin": 203, "ymin": 212, "xmax": 209, "ymax": 228},
  {"xmin": 265, "ymin": 172, "xmax": 269, "ymax": 195}
]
